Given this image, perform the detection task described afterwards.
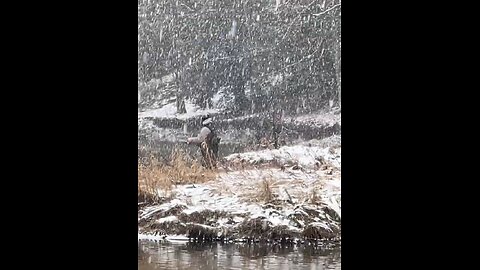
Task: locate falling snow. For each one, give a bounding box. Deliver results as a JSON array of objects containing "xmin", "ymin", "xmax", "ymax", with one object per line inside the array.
[{"xmin": 138, "ymin": 0, "xmax": 341, "ymax": 245}]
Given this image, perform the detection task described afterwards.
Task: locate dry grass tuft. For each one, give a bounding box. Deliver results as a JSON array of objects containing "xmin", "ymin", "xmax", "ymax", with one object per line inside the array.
[
  {"xmin": 302, "ymin": 223, "xmax": 337, "ymax": 240},
  {"xmin": 257, "ymin": 176, "xmax": 276, "ymax": 203},
  {"xmin": 308, "ymin": 187, "xmax": 323, "ymax": 205},
  {"xmin": 138, "ymin": 148, "xmax": 217, "ymax": 203},
  {"xmin": 302, "ymin": 180, "xmax": 325, "ymax": 205}
]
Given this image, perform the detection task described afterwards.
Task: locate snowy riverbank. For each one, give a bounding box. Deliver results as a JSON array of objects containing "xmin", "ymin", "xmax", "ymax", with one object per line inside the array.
[{"xmin": 138, "ymin": 138, "xmax": 341, "ymax": 244}]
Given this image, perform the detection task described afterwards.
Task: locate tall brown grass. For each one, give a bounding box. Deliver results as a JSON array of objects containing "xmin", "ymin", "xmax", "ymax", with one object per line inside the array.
[
  {"xmin": 308, "ymin": 187, "xmax": 322, "ymax": 205},
  {"xmin": 257, "ymin": 177, "xmax": 275, "ymax": 202},
  {"xmin": 307, "ymin": 181, "xmax": 325, "ymax": 205},
  {"xmin": 138, "ymin": 148, "xmax": 217, "ymax": 203}
]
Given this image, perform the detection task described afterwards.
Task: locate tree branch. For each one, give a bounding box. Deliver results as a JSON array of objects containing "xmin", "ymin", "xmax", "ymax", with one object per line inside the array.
[
  {"xmin": 311, "ymin": 3, "xmax": 341, "ymax": 16},
  {"xmin": 281, "ymin": 0, "xmax": 318, "ymax": 40}
]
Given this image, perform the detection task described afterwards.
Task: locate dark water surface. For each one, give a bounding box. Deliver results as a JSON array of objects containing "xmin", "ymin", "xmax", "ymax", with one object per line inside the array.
[{"xmin": 139, "ymin": 240, "xmax": 341, "ymax": 270}]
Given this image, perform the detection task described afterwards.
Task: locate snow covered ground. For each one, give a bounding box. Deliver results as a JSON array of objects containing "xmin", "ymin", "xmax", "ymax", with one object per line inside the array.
[
  {"xmin": 138, "ymin": 100, "xmax": 340, "ymax": 149},
  {"xmin": 284, "ymin": 109, "xmax": 341, "ymax": 127},
  {"xmin": 223, "ymin": 142, "xmax": 341, "ymax": 170},
  {"xmin": 138, "ymin": 99, "xmax": 341, "ymax": 243},
  {"xmin": 138, "ymin": 100, "xmax": 219, "ymax": 120},
  {"xmin": 138, "ymin": 138, "xmax": 341, "ymax": 243}
]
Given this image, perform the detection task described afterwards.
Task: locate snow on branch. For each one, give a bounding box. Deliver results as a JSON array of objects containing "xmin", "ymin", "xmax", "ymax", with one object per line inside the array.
[{"xmin": 312, "ymin": 3, "xmax": 341, "ymax": 17}]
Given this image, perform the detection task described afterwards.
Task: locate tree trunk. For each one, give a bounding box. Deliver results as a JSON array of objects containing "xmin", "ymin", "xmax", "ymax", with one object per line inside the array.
[
  {"xmin": 334, "ymin": 15, "xmax": 341, "ymax": 109},
  {"xmin": 177, "ymin": 95, "xmax": 186, "ymax": 114},
  {"xmin": 336, "ymin": 44, "xmax": 341, "ymax": 109}
]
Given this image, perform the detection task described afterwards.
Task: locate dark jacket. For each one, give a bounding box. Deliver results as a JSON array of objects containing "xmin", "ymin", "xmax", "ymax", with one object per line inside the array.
[{"xmin": 188, "ymin": 123, "xmax": 219, "ymax": 169}]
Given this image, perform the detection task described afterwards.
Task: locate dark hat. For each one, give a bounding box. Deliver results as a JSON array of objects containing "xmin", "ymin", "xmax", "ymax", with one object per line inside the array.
[
  {"xmin": 201, "ymin": 114, "xmax": 212, "ymax": 125},
  {"xmin": 201, "ymin": 114, "xmax": 211, "ymax": 122}
]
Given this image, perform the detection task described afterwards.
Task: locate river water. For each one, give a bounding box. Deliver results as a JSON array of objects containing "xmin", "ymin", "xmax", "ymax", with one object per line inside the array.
[{"xmin": 138, "ymin": 240, "xmax": 341, "ymax": 270}]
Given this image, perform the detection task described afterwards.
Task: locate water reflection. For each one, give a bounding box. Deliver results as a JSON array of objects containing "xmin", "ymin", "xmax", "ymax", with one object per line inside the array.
[{"xmin": 139, "ymin": 240, "xmax": 340, "ymax": 270}]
